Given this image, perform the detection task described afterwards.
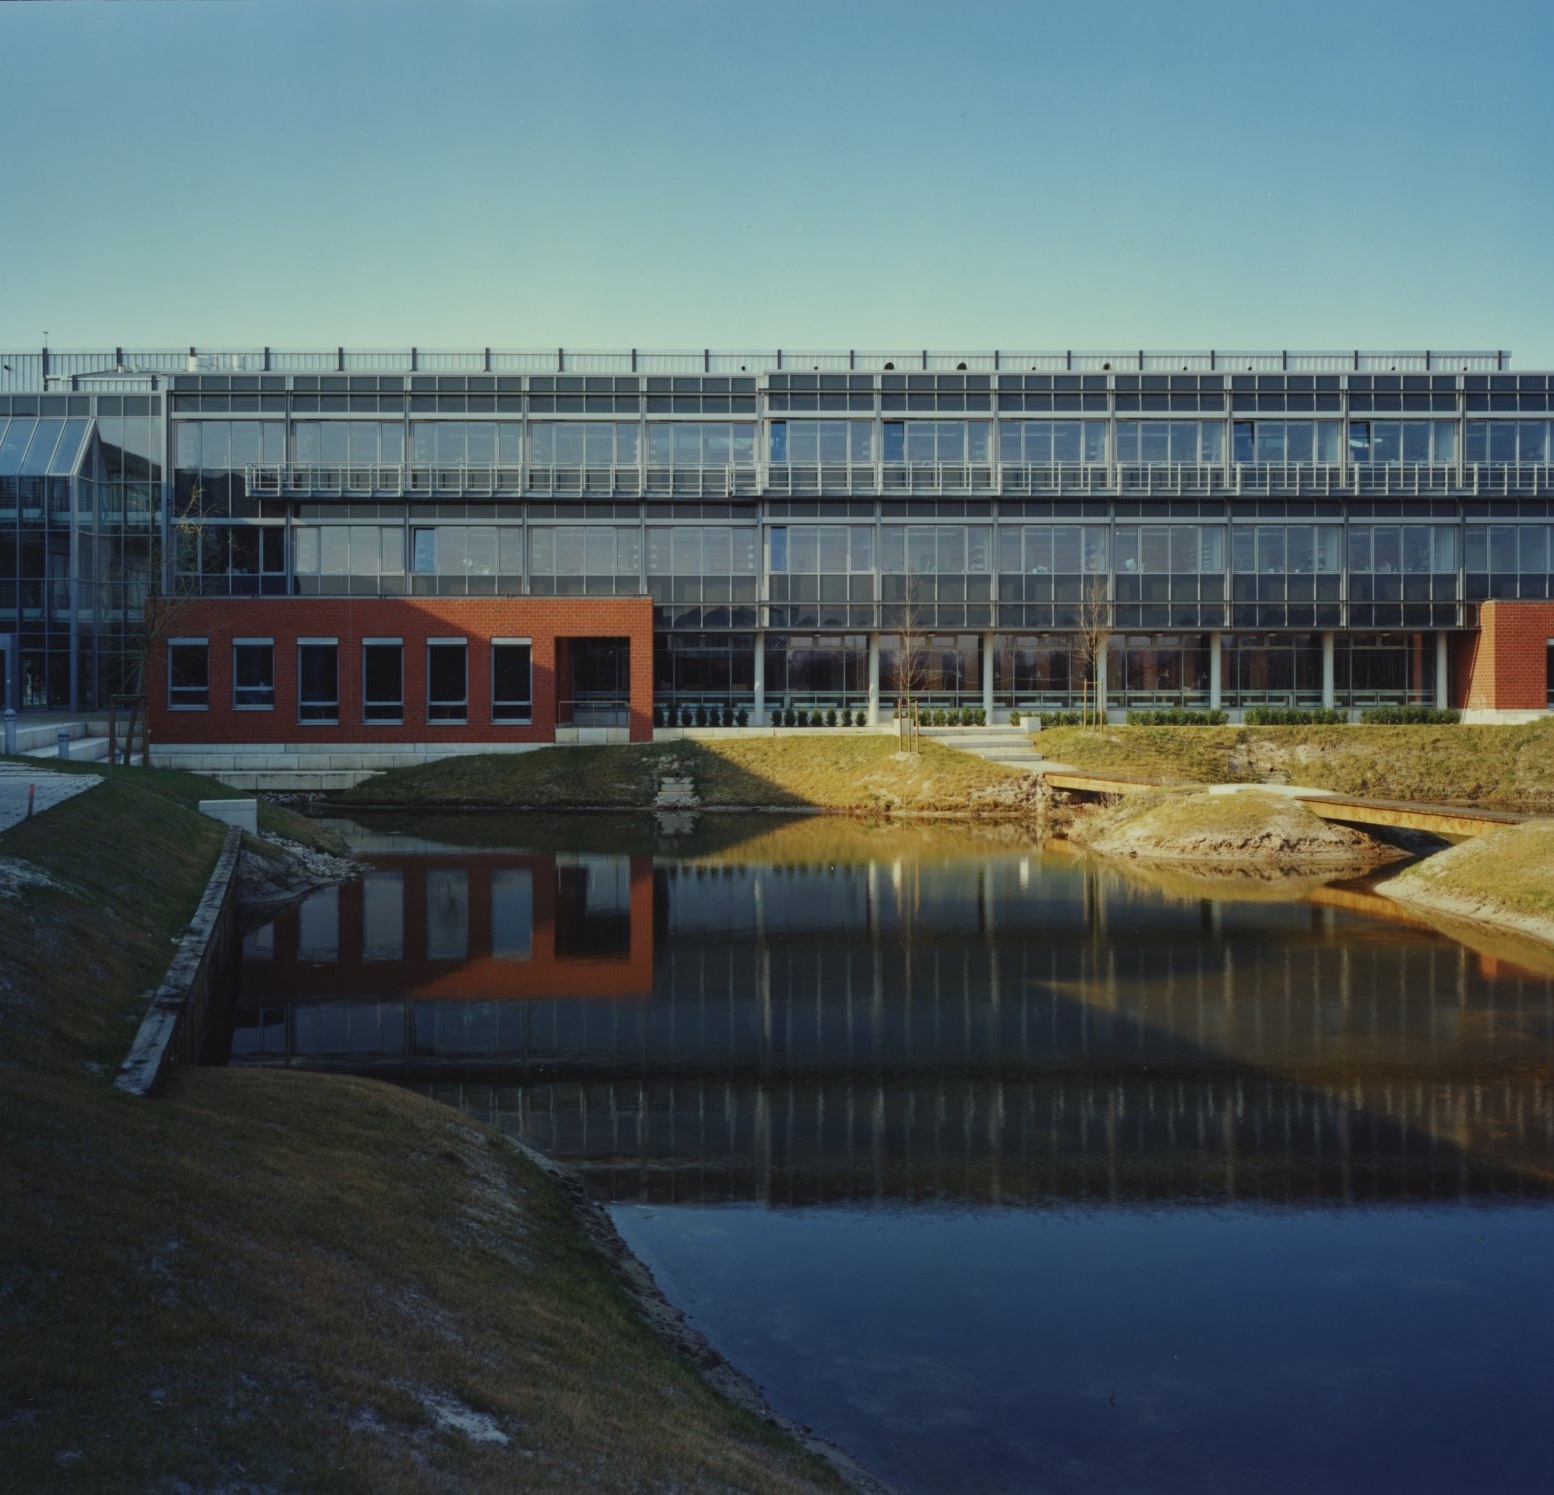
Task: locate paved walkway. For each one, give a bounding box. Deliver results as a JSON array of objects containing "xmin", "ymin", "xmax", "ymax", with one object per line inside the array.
[{"xmin": 0, "ymin": 763, "xmax": 99, "ymax": 836}]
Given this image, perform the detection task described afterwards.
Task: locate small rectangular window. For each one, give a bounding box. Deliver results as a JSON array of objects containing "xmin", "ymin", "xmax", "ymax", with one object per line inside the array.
[
  {"xmin": 427, "ymin": 639, "xmax": 467, "ymax": 723},
  {"xmin": 411, "ymin": 529, "xmax": 436, "ymax": 574},
  {"xmin": 362, "ymin": 639, "xmax": 403, "ymax": 723},
  {"xmin": 232, "ymin": 639, "xmax": 275, "ymax": 709},
  {"xmin": 492, "ymin": 640, "xmax": 533, "ymax": 723},
  {"xmin": 297, "ymin": 640, "xmax": 339, "ymax": 724},
  {"xmin": 167, "ymin": 639, "xmax": 209, "ymax": 709}
]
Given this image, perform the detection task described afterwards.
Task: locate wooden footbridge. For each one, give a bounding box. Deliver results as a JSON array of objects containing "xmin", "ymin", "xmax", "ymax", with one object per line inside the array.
[{"xmin": 1039, "ymin": 769, "xmax": 1535, "ymax": 840}]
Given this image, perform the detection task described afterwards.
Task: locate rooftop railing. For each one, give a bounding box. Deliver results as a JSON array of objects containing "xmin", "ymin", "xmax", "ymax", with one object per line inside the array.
[{"xmin": 3, "ymin": 347, "xmax": 1514, "ymax": 392}]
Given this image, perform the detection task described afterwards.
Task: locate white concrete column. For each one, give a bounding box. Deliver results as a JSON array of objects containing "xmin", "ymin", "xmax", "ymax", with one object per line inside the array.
[
  {"xmin": 1435, "ymin": 630, "xmax": 1449, "ymax": 710},
  {"xmin": 867, "ymin": 632, "xmax": 881, "ymax": 726},
  {"xmin": 1321, "ymin": 631, "xmax": 1336, "ymax": 709},
  {"xmin": 1094, "ymin": 643, "xmax": 1109, "ymax": 722},
  {"xmin": 1209, "ymin": 631, "xmax": 1223, "ymax": 710},
  {"xmin": 981, "ymin": 633, "xmax": 995, "ymax": 720},
  {"xmin": 752, "ymin": 633, "xmax": 766, "ymax": 725}
]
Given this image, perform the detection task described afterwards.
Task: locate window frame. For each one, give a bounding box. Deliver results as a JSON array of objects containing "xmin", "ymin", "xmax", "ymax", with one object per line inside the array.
[
  {"xmin": 491, "ymin": 638, "xmax": 534, "ymax": 725},
  {"xmin": 426, "ymin": 637, "xmax": 468, "ymax": 724},
  {"xmin": 361, "ymin": 637, "xmax": 404, "ymax": 725},
  {"xmin": 231, "ymin": 637, "xmax": 276, "ymax": 711},
  {"xmin": 296, "ymin": 638, "xmax": 340, "ymax": 726},
  {"xmin": 167, "ymin": 637, "xmax": 210, "ymax": 711}
]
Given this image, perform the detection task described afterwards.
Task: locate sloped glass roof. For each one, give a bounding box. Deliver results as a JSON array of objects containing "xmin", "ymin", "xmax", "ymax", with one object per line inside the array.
[{"xmin": 0, "ymin": 417, "xmax": 92, "ymax": 476}]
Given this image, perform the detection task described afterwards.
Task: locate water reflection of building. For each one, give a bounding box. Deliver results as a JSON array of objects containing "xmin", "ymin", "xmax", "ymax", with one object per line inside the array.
[
  {"xmin": 233, "ymin": 853, "xmax": 1554, "ymax": 1205},
  {"xmin": 236, "ymin": 851, "xmax": 654, "ymax": 1010}
]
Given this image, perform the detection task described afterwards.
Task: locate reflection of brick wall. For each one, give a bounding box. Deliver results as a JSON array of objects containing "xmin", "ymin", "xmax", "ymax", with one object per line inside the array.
[
  {"xmin": 1458, "ymin": 602, "xmax": 1554, "ymax": 710},
  {"xmin": 248, "ymin": 853, "xmax": 655, "ymax": 1002},
  {"xmin": 148, "ymin": 597, "xmax": 655, "ymax": 743}
]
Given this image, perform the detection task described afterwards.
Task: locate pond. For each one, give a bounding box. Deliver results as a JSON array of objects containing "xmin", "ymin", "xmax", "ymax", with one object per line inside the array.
[{"xmin": 230, "ymin": 814, "xmax": 1554, "ymax": 1493}]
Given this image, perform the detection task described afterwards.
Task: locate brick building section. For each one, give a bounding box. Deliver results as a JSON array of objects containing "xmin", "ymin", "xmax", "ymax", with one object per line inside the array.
[
  {"xmin": 1454, "ymin": 601, "xmax": 1554, "ymax": 711},
  {"xmin": 147, "ymin": 597, "xmax": 655, "ymax": 745}
]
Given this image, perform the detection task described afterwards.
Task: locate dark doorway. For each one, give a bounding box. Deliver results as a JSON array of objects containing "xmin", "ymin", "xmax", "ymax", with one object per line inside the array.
[{"xmin": 563, "ymin": 637, "xmax": 630, "ymax": 727}]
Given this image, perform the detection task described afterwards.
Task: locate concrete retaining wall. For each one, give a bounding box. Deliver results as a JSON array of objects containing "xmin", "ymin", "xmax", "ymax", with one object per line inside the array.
[{"xmin": 116, "ymin": 825, "xmax": 244, "ymax": 1098}]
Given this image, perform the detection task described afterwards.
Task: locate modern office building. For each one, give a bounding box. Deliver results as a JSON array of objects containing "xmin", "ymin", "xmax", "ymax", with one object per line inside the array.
[{"xmin": 1, "ymin": 346, "xmax": 1551, "ymax": 769}]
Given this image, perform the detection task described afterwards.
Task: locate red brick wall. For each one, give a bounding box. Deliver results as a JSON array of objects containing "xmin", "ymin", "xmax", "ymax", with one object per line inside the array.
[
  {"xmin": 1458, "ymin": 601, "xmax": 1554, "ymax": 710},
  {"xmin": 147, "ymin": 597, "xmax": 656, "ymax": 744}
]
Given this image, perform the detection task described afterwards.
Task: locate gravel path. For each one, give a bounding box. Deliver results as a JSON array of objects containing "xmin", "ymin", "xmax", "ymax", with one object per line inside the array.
[{"xmin": 0, "ymin": 765, "xmax": 98, "ymax": 835}]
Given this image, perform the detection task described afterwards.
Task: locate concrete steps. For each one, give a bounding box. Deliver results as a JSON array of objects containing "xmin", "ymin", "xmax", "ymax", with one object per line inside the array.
[
  {"xmin": 918, "ymin": 726, "xmax": 1047, "ymax": 772},
  {"xmin": 9, "ymin": 720, "xmax": 115, "ymax": 763}
]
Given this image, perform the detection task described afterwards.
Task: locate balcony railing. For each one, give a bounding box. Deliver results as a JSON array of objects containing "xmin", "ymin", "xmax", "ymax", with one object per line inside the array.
[{"xmin": 245, "ymin": 460, "xmax": 1554, "ymax": 502}]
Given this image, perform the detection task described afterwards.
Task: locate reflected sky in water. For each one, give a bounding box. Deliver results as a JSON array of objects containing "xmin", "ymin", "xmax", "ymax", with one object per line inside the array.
[{"xmin": 233, "ymin": 815, "xmax": 1554, "ymax": 1492}]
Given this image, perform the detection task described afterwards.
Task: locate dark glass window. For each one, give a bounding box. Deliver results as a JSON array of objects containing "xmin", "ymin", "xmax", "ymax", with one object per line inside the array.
[
  {"xmin": 232, "ymin": 640, "xmax": 275, "ymax": 709},
  {"xmin": 427, "ymin": 641, "xmax": 467, "ymax": 722},
  {"xmin": 168, "ymin": 640, "xmax": 209, "ymax": 709},
  {"xmin": 298, "ymin": 642, "xmax": 339, "ymax": 724},
  {"xmin": 362, "ymin": 641, "xmax": 403, "ymax": 723},
  {"xmin": 492, "ymin": 642, "xmax": 533, "ymax": 723}
]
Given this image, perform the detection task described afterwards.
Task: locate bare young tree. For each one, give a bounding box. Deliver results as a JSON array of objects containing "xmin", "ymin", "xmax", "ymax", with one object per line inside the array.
[
  {"xmin": 116, "ymin": 511, "xmax": 207, "ymax": 767},
  {"xmin": 1070, "ymin": 569, "xmax": 1112, "ymax": 728}
]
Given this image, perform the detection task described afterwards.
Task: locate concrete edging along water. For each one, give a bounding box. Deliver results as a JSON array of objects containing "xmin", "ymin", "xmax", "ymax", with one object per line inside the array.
[{"xmin": 116, "ymin": 824, "xmax": 244, "ymax": 1098}]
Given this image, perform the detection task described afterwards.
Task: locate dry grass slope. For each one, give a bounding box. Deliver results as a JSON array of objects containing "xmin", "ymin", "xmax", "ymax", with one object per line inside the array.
[
  {"xmin": 335, "ymin": 735, "xmax": 1026, "ymax": 815},
  {"xmin": 1037, "ymin": 720, "xmax": 1554, "ymax": 809},
  {"xmin": 1381, "ymin": 820, "xmax": 1554, "ymax": 947}
]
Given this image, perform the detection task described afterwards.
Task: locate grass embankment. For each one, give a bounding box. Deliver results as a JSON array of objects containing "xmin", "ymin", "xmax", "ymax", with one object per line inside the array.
[
  {"xmin": 1380, "ymin": 820, "xmax": 1554, "ymax": 948},
  {"xmin": 1036, "ymin": 719, "xmax": 1554, "ymax": 809},
  {"xmin": 1068, "ymin": 788, "xmax": 1389, "ymax": 871},
  {"xmin": 0, "ymin": 767, "xmax": 836, "ymax": 1490},
  {"xmin": 334, "ymin": 735, "xmax": 1028, "ymax": 815}
]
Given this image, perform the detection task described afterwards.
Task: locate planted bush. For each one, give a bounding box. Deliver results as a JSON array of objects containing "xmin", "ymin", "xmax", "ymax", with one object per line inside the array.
[
  {"xmin": 1125, "ymin": 708, "xmax": 1230, "ymax": 726},
  {"xmin": 1038, "ymin": 710, "xmax": 1084, "ymax": 728},
  {"xmin": 783, "ymin": 707, "xmax": 797, "ymax": 727},
  {"xmin": 825, "ymin": 708, "xmax": 838, "ymax": 727},
  {"xmin": 1360, "ymin": 705, "xmax": 1461, "ymax": 725},
  {"xmin": 736, "ymin": 707, "xmax": 749, "ymax": 727},
  {"xmin": 1243, "ymin": 707, "xmax": 1347, "ymax": 726}
]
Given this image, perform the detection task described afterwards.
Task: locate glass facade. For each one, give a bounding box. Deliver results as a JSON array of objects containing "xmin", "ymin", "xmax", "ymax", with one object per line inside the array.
[{"xmin": 5, "ymin": 349, "xmax": 1553, "ymax": 715}]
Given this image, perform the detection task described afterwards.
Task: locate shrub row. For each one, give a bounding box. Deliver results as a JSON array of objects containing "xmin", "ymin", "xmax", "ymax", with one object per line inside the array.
[
  {"xmin": 1032, "ymin": 710, "xmax": 1085, "ymax": 728},
  {"xmin": 1359, "ymin": 705, "xmax": 1462, "ymax": 725},
  {"xmin": 912, "ymin": 707, "xmax": 988, "ymax": 727},
  {"xmin": 657, "ymin": 703, "xmax": 749, "ymax": 729},
  {"xmin": 1125, "ymin": 708, "xmax": 1229, "ymax": 726},
  {"xmin": 771, "ymin": 708, "xmax": 868, "ymax": 728},
  {"xmin": 1243, "ymin": 707, "xmax": 1347, "ymax": 726}
]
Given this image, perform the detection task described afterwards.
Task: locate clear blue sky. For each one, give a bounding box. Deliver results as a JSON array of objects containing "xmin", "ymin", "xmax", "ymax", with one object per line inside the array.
[{"xmin": 3, "ymin": 0, "xmax": 1552, "ymax": 362}]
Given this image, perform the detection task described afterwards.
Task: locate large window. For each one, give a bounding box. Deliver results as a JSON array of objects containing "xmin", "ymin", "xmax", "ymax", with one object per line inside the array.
[
  {"xmin": 427, "ymin": 639, "xmax": 467, "ymax": 723},
  {"xmin": 1465, "ymin": 422, "xmax": 1550, "ymax": 464},
  {"xmin": 362, "ymin": 639, "xmax": 403, "ymax": 723},
  {"xmin": 994, "ymin": 525, "xmax": 1108, "ymax": 575},
  {"xmin": 1231, "ymin": 526, "xmax": 1343, "ymax": 573},
  {"xmin": 881, "ymin": 422, "xmax": 990, "ymax": 463},
  {"xmin": 167, "ymin": 639, "xmax": 209, "ymax": 709},
  {"xmin": 410, "ymin": 422, "xmax": 522, "ymax": 465},
  {"xmin": 1113, "ymin": 526, "xmax": 1225, "ymax": 574},
  {"xmin": 999, "ymin": 421, "xmax": 1108, "ymax": 464},
  {"xmin": 769, "ymin": 421, "xmax": 873, "ymax": 463},
  {"xmin": 1347, "ymin": 526, "xmax": 1459, "ymax": 573},
  {"xmin": 491, "ymin": 641, "xmax": 533, "ymax": 723},
  {"xmin": 293, "ymin": 422, "xmax": 408, "ymax": 465},
  {"xmin": 232, "ymin": 639, "xmax": 274, "ymax": 710},
  {"xmin": 1232, "ymin": 422, "xmax": 1342, "ymax": 464},
  {"xmin": 293, "ymin": 525, "xmax": 406, "ymax": 582},
  {"xmin": 297, "ymin": 641, "xmax": 339, "ymax": 724},
  {"xmin": 528, "ymin": 423, "xmax": 637, "ymax": 465},
  {"xmin": 1115, "ymin": 422, "xmax": 1224, "ymax": 464},
  {"xmin": 1349, "ymin": 421, "xmax": 1458, "ymax": 464},
  {"xmin": 645, "ymin": 423, "xmax": 757, "ymax": 466},
  {"xmin": 529, "ymin": 526, "xmax": 642, "ymax": 593}
]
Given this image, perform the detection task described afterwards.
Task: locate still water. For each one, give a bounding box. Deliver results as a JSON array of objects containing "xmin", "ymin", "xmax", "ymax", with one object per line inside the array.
[{"xmin": 231, "ymin": 814, "xmax": 1554, "ymax": 1493}]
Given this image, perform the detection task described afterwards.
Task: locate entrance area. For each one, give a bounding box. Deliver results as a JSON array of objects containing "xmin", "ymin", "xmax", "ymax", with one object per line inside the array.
[{"xmin": 558, "ymin": 637, "xmax": 632, "ymax": 727}]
